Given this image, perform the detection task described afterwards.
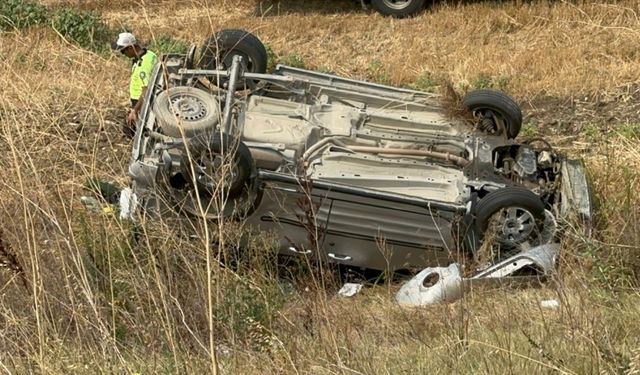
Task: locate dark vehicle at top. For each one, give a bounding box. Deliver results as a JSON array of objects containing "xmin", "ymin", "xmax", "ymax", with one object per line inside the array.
[{"xmin": 368, "ymin": 0, "xmax": 427, "ymax": 17}]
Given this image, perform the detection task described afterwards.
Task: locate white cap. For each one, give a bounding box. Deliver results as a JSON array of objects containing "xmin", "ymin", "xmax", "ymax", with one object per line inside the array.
[{"xmin": 112, "ymin": 32, "xmax": 137, "ymax": 51}]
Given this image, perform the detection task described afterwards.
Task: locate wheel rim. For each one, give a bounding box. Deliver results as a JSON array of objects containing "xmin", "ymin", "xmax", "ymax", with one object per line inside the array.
[
  {"xmin": 488, "ymin": 207, "xmax": 539, "ymax": 246},
  {"xmin": 169, "ymin": 95, "xmax": 208, "ymax": 122},
  {"xmin": 381, "ymin": 0, "xmax": 412, "ymax": 9}
]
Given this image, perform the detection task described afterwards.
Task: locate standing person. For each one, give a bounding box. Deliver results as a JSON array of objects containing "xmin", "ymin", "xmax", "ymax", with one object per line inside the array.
[{"xmin": 112, "ymin": 32, "xmax": 158, "ymax": 137}]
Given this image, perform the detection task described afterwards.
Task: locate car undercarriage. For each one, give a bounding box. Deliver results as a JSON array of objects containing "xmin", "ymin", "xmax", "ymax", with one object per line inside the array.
[{"xmin": 125, "ymin": 30, "xmax": 593, "ymax": 279}]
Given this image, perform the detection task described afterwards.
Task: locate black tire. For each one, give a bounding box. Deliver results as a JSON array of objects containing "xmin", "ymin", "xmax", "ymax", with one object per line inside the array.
[
  {"xmin": 198, "ymin": 29, "xmax": 268, "ymax": 74},
  {"xmin": 463, "ymin": 89, "xmax": 523, "ymax": 139},
  {"xmin": 182, "ymin": 132, "xmax": 254, "ymax": 199},
  {"xmin": 475, "ymin": 187, "xmax": 545, "ymax": 248},
  {"xmin": 153, "ymin": 87, "xmax": 220, "ymax": 138},
  {"xmin": 185, "ymin": 44, "xmax": 197, "ymax": 69},
  {"xmin": 371, "ymin": 0, "xmax": 426, "ymax": 18}
]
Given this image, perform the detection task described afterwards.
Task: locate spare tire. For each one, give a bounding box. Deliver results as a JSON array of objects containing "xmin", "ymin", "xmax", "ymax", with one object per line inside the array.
[
  {"xmin": 181, "ymin": 132, "xmax": 254, "ymax": 199},
  {"xmin": 463, "ymin": 89, "xmax": 523, "ymax": 139},
  {"xmin": 371, "ymin": 0, "xmax": 426, "ymax": 18},
  {"xmin": 153, "ymin": 87, "xmax": 220, "ymax": 138},
  {"xmin": 198, "ymin": 29, "xmax": 268, "ymax": 75}
]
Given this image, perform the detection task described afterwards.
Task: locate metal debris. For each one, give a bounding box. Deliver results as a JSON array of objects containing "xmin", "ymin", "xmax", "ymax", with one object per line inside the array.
[{"xmin": 396, "ymin": 244, "xmax": 559, "ymax": 306}]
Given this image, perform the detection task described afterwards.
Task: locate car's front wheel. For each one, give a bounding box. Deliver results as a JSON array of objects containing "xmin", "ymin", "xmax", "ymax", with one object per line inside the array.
[
  {"xmin": 370, "ymin": 0, "xmax": 426, "ymax": 17},
  {"xmin": 473, "ymin": 187, "xmax": 546, "ymax": 259}
]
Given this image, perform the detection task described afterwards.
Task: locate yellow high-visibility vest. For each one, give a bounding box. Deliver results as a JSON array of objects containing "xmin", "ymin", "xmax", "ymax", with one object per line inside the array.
[{"xmin": 130, "ymin": 50, "xmax": 158, "ymax": 101}]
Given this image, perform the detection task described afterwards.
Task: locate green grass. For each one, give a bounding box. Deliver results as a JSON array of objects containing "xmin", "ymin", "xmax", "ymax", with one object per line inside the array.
[
  {"xmin": 409, "ymin": 72, "xmax": 438, "ymax": 92},
  {"xmin": 277, "ymin": 52, "xmax": 306, "ymax": 69},
  {"xmin": 149, "ymin": 33, "xmax": 190, "ymax": 55}
]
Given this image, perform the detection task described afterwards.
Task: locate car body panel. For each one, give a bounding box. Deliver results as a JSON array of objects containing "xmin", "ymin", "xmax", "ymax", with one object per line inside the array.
[{"xmin": 245, "ymin": 171, "xmax": 460, "ymax": 270}]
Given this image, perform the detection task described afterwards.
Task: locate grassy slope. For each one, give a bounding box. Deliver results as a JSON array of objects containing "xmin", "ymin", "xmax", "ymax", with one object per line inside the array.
[{"xmin": 1, "ymin": 0, "xmax": 640, "ymax": 373}]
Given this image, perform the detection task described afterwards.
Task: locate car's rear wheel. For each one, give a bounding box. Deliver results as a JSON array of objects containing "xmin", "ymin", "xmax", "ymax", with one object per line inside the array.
[
  {"xmin": 173, "ymin": 133, "xmax": 256, "ymax": 219},
  {"xmin": 197, "ymin": 29, "xmax": 268, "ymax": 87},
  {"xmin": 182, "ymin": 132, "xmax": 254, "ymax": 199},
  {"xmin": 153, "ymin": 87, "xmax": 220, "ymax": 138},
  {"xmin": 475, "ymin": 187, "xmax": 546, "ymax": 251},
  {"xmin": 371, "ymin": 0, "xmax": 426, "ymax": 17},
  {"xmin": 463, "ymin": 89, "xmax": 523, "ymax": 139}
]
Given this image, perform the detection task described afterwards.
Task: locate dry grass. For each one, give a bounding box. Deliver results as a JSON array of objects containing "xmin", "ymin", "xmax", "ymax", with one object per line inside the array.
[
  {"xmin": 93, "ymin": 0, "xmax": 640, "ymax": 98},
  {"xmin": 1, "ymin": 0, "xmax": 640, "ymax": 373}
]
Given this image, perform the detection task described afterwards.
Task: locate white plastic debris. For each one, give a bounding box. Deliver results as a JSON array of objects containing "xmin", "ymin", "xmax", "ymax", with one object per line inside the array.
[
  {"xmin": 119, "ymin": 187, "xmax": 138, "ymax": 220},
  {"xmin": 338, "ymin": 283, "xmax": 363, "ymax": 298},
  {"xmin": 396, "ymin": 263, "xmax": 463, "ymax": 306},
  {"xmin": 540, "ymin": 299, "xmax": 560, "ymax": 309}
]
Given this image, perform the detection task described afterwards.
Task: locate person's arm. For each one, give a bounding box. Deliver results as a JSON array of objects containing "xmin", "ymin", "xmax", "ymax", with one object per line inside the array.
[{"xmin": 127, "ymin": 86, "xmax": 147, "ymax": 125}]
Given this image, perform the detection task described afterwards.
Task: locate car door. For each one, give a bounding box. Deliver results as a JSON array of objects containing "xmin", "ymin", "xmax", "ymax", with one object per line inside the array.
[
  {"xmin": 322, "ymin": 192, "xmax": 458, "ymax": 271},
  {"xmin": 247, "ymin": 171, "xmax": 461, "ymax": 271},
  {"xmin": 245, "ymin": 175, "xmax": 332, "ymax": 258}
]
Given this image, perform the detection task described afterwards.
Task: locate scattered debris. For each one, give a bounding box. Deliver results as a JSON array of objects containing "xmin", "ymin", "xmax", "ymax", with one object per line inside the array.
[
  {"xmin": 216, "ymin": 344, "xmax": 233, "ymax": 358},
  {"xmin": 118, "ymin": 187, "xmax": 137, "ymax": 220},
  {"xmin": 540, "ymin": 299, "xmax": 560, "ymax": 309},
  {"xmin": 80, "ymin": 196, "xmax": 102, "ymax": 213},
  {"xmin": 338, "ymin": 283, "xmax": 363, "ymax": 298},
  {"xmin": 80, "ymin": 196, "xmax": 116, "ymax": 215},
  {"xmin": 396, "ymin": 244, "xmax": 559, "ymax": 306},
  {"xmin": 471, "ymin": 244, "xmax": 558, "ymax": 279}
]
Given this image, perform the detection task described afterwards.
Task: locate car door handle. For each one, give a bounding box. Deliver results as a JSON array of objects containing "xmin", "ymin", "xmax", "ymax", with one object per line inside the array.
[
  {"xmin": 328, "ymin": 253, "xmax": 352, "ymax": 261},
  {"xmin": 288, "ymin": 246, "xmax": 312, "ymax": 255}
]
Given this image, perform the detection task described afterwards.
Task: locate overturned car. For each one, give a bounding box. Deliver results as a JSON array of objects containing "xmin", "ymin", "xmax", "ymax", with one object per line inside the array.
[{"xmin": 126, "ymin": 30, "xmax": 593, "ymax": 274}]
